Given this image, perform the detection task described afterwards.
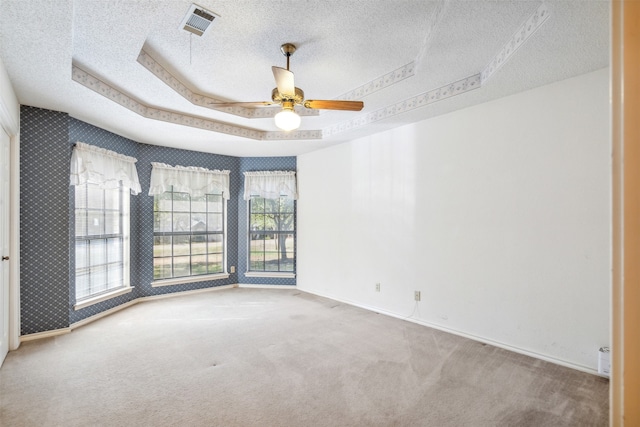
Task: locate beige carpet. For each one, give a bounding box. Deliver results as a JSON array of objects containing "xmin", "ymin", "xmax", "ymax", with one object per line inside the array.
[{"xmin": 0, "ymin": 288, "xmax": 609, "ymax": 426}]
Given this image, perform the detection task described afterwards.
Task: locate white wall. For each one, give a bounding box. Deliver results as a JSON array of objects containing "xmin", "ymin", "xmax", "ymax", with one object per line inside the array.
[
  {"xmin": 297, "ymin": 68, "xmax": 610, "ymax": 372},
  {"xmin": 0, "ymin": 55, "xmax": 19, "ymax": 133},
  {"xmin": 0, "ymin": 54, "xmax": 20, "ymax": 352}
]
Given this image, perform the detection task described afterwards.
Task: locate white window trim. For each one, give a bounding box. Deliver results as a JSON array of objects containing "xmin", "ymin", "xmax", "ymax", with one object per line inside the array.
[
  {"xmin": 151, "ymin": 272, "xmax": 230, "ymax": 287},
  {"xmin": 74, "ymin": 286, "xmax": 134, "ymax": 310},
  {"xmin": 223, "ymin": 197, "xmax": 228, "ymax": 275},
  {"xmin": 123, "ymin": 189, "xmax": 131, "ymax": 288},
  {"xmin": 152, "ymin": 190, "xmax": 228, "ymax": 281},
  {"xmin": 246, "ymin": 198, "xmax": 296, "ymax": 275},
  {"xmin": 244, "ymin": 272, "xmax": 295, "ymax": 279},
  {"xmin": 75, "ymin": 183, "xmax": 131, "ymax": 303}
]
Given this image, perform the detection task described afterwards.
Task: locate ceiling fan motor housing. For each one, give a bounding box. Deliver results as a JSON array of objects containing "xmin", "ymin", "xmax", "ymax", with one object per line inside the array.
[{"xmin": 272, "ymin": 87, "xmax": 305, "ymax": 105}]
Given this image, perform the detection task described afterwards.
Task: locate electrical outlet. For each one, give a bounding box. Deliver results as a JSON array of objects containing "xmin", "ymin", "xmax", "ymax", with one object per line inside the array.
[
  {"xmin": 375, "ymin": 283, "xmax": 380, "ymax": 292},
  {"xmin": 414, "ymin": 291, "xmax": 421, "ymax": 301},
  {"xmin": 230, "ymin": 266, "xmax": 235, "ymax": 273}
]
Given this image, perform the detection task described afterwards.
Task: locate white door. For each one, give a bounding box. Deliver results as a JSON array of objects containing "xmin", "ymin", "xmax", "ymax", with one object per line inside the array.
[{"xmin": 0, "ymin": 126, "xmax": 10, "ymax": 366}]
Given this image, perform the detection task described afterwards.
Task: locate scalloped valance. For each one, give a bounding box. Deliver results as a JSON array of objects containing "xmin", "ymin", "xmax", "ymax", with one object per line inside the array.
[
  {"xmin": 243, "ymin": 171, "xmax": 297, "ymax": 200},
  {"xmin": 70, "ymin": 142, "xmax": 141, "ymax": 195},
  {"xmin": 149, "ymin": 162, "xmax": 230, "ymax": 199}
]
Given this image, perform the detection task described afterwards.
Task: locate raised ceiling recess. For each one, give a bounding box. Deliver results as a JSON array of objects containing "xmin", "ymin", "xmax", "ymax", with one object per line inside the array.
[{"xmin": 70, "ymin": 2, "xmax": 551, "ymax": 142}]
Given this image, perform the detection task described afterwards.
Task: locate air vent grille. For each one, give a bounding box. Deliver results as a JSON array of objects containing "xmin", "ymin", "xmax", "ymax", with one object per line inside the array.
[{"xmin": 180, "ymin": 4, "xmax": 219, "ymax": 37}]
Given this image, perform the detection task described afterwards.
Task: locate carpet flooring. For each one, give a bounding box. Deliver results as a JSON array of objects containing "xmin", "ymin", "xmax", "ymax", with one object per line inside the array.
[{"xmin": 0, "ymin": 287, "xmax": 609, "ymax": 426}]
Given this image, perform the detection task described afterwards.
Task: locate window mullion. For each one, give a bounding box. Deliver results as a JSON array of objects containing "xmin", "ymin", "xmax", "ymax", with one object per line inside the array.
[
  {"xmin": 85, "ymin": 185, "xmax": 90, "ymax": 292},
  {"xmin": 247, "ymin": 197, "xmax": 295, "ymax": 274},
  {"xmin": 87, "ymin": 235, "xmax": 92, "ymax": 294},
  {"xmin": 188, "ymin": 191, "xmax": 192, "ymax": 277},
  {"xmin": 75, "ymin": 182, "xmax": 129, "ymax": 302},
  {"xmin": 153, "ymin": 188, "xmax": 225, "ymax": 280},
  {"xmin": 101, "ymin": 187, "xmax": 107, "ymax": 289},
  {"xmin": 206, "ymin": 195, "xmax": 210, "ymax": 273},
  {"xmin": 171, "ymin": 187, "xmax": 175, "ymax": 278}
]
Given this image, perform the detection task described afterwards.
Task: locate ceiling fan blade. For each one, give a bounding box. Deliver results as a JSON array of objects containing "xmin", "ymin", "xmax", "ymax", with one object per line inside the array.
[
  {"xmin": 272, "ymin": 66, "xmax": 295, "ymax": 97},
  {"xmin": 304, "ymin": 100, "xmax": 364, "ymax": 111},
  {"xmin": 207, "ymin": 101, "xmax": 276, "ymax": 108}
]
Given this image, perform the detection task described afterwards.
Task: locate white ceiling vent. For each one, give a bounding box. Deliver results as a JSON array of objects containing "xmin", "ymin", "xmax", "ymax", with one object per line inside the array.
[{"xmin": 180, "ymin": 4, "xmax": 219, "ymax": 36}]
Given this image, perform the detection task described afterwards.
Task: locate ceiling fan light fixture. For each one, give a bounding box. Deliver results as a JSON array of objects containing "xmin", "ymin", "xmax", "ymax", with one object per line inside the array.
[
  {"xmin": 207, "ymin": 43, "xmax": 363, "ymax": 130},
  {"xmin": 274, "ymin": 102, "xmax": 301, "ymax": 131}
]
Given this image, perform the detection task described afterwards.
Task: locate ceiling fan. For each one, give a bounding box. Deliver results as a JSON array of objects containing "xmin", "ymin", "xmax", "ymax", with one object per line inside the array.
[{"xmin": 208, "ymin": 43, "xmax": 364, "ymax": 131}]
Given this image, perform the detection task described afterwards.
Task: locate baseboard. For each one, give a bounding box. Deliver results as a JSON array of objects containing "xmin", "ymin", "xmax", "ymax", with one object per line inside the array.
[
  {"xmin": 138, "ymin": 284, "xmax": 238, "ymax": 302},
  {"xmin": 71, "ymin": 299, "xmax": 139, "ymax": 330},
  {"xmin": 297, "ymin": 287, "xmax": 601, "ymax": 377},
  {"xmin": 20, "ymin": 284, "xmax": 598, "ymax": 377},
  {"xmin": 22, "ymin": 284, "xmax": 240, "ymax": 342},
  {"xmin": 71, "ymin": 284, "xmax": 239, "ymax": 329},
  {"xmin": 237, "ymin": 284, "xmax": 297, "ymax": 289},
  {"xmin": 20, "ymin": 327, "xmax": 71, "ymax": 342}
]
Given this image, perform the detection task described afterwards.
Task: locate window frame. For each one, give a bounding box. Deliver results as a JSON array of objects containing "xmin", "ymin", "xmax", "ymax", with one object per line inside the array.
[
  {"xmin": 246, "ymin": 196, "xmax": 296, "ymax": 278},
  {"xmin": 73, "ymin": 181, "xmax": 132, "ymax": 310},
  {"xmin": 151, "ymin": 186, "xmax": 229, "ymax": 287}
]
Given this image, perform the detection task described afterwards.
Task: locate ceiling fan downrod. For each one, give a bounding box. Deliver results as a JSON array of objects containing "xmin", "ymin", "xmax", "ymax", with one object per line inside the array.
[{"xmin": 280, "ymin": 43, "xmax": 296, "ymax": 71}]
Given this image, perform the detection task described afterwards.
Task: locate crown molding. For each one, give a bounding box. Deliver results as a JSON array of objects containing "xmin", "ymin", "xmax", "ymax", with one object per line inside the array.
[
  {"xmin": 482, "ymin": 2, "xmax": 551, "ymax": 83},
  {"xmin": 137, "ymin": 49, "xmax": 319, "ymax": 119},
  {"xmin": 71, "ymin": 2, "xmax": 549, "ymax": 142},
  {"xmin": 336, "ymin": 61, "xmax": 416, "ymax": 101},
  {"xmin": 71, "ymin": 64, "xmax": 323, "ymax": 141},
  {"xmin": 325, "ymin": 74, "xmax": 481, "ymax": 137}
]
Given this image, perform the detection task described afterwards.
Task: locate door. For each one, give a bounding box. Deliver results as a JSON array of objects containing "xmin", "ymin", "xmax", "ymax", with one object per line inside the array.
[{"xmin": 0, "ymin": 126, "xmax": 10, "ymax": 365}]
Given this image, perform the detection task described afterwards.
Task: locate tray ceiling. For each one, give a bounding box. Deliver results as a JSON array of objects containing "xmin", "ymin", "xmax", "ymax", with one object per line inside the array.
[{"xmin": 0, "ymin": 1, "xmax": 609, "ymax": 157}]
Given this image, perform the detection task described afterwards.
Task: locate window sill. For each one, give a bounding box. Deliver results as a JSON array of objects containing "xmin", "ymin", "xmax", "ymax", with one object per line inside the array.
[
  {"xmin": 74, "ymin": 286, "xmax": 134, "ymax": 311},
  {"xmin": 244, "ymin": 272, "xmax": 296, "ymax": 279},
  {"xmin": 151, "ymin": 273, "xmax": 230, "ymax": 288}
]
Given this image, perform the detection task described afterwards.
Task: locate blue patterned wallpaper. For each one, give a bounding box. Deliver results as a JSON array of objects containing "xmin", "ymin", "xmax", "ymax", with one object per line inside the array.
[
  {"xmin": 20, "ymin": 106, "xmax": 71, "ymax": 334},
  {"xmin": 20, "ymin": 106, "xmax": 296, "ymax": 334},
  {"xmin": 238, "ymin": 157, "xmax": 297, "ymax": 286},
  {"xmin": 68, "ymin": 118, "xmax": 141, "ymax": 323},
  {"xmin": 136, "ymin": 143, "xmax": 240, "ymax": 297}
]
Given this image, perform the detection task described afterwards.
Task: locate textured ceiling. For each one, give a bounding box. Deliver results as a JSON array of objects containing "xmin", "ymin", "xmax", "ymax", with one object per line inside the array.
[{"xmin": 0, "ymin": 0, "xmax": 609, "ymax": 157}]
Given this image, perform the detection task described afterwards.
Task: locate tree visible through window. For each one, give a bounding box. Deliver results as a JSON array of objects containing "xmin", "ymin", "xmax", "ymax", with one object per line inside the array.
[
  {"xmin": 153, "ymin": 186, "xmax": 225, "ymax": 279},
  {"xmin": 249, "ymin": 196, "xmax": 295, "ymax": 272}
]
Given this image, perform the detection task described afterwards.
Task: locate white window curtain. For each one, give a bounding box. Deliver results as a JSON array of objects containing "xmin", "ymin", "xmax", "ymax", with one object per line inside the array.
[
  {"xmin": 148, "ymin": 162, "xmax": 231, "ymax": 199},
  {"xmin": 70, "ymin": 142, "xmax": 141, "ymax": 195},
  {"xmin": 243, "ymin": 171, "xmax": 298, "ymax": 200}
]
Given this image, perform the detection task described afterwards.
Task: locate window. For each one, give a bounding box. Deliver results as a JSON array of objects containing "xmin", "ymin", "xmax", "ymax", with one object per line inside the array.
[
  {"xmin": 75, "ymin": 181, "xmax": 130, "ymax": 300},
  {"xmin": 243, "ymin": 170, "xmax": 297, "ymax": 276},
  {"xmin": 248, "ymin": 196, "xmax": 295, "ymax": 272},
  {"xmin": 70, "ymin": 142, "xmax": 140, "ymax": 307},
  {"xmin": 153, "ymin": 187, "xmax": 225, "ymax": 280}
]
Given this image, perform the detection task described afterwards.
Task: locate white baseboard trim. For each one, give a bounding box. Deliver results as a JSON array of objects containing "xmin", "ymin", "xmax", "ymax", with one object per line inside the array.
[
  {"xmin": 237, "ymin": 284, "xmax": 297, "ymax": 289},
  {"xmin": 20, "ymin": 327, "xmax": 71, "ymax": 342},
  {"xmin": 71, "ymin": 300, "xmax": 139, "ymax": 330},
  {"xmin": 21, "ymin": 285, "xmax": 597, "ymax": 377},
  {"xmin": 138, "ymin": 284, "xmax": 238, "ymax": 302},
  {"xmin": 297, "ymin": 287, "xmax": 601, "ymax": 377},
  {"xmin": 21, "ymin": 284, "xmax": 240, "ymax": 342}
]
